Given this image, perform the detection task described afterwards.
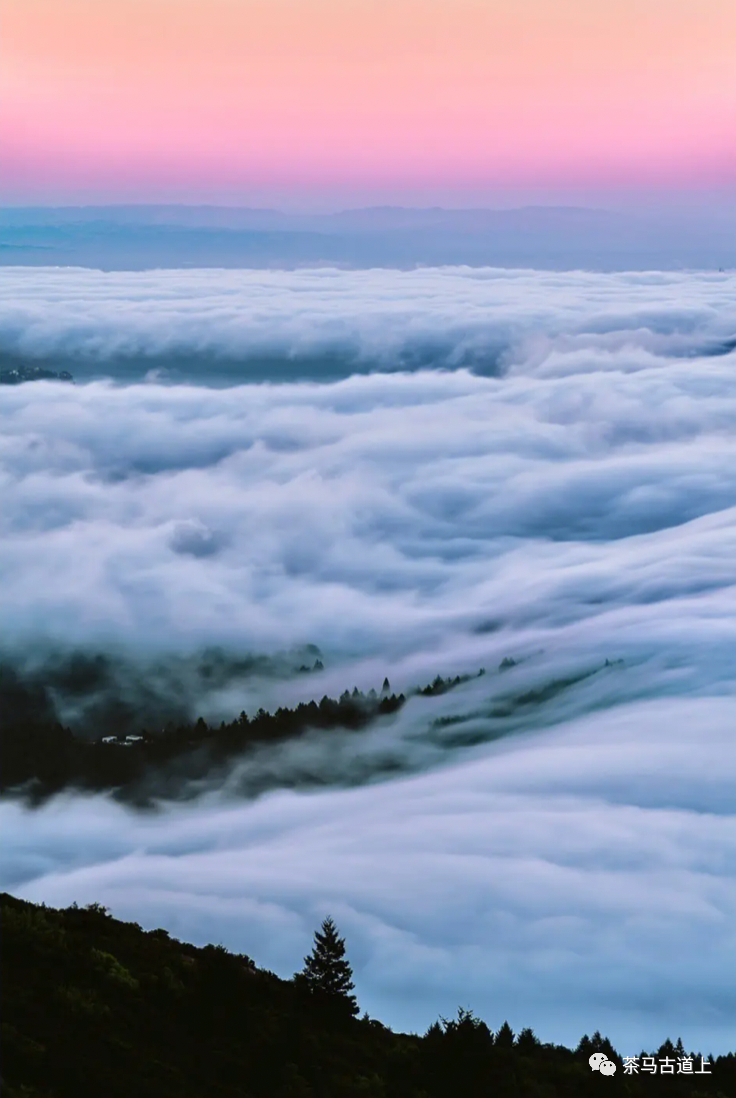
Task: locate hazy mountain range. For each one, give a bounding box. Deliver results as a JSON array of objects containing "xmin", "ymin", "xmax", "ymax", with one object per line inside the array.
[{"xmin": 1, "ymin": 204, "xmax": 733, "ymax": 270}]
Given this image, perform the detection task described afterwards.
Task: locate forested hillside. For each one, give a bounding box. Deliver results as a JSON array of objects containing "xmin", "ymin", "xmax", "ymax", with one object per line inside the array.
[{"xmin": 2, "ymin": 892, "xmax": 733, "ymax": 1098}]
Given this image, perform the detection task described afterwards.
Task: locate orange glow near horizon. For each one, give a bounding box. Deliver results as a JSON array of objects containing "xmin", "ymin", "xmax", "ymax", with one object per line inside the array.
[{"xmin": 3, "ymin": 0, "xmax": 735, "ymax": 204}]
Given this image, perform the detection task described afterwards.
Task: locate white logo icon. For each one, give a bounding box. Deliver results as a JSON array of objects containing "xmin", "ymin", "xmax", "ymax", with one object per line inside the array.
[{"xmin": 589, "ymin": 1053, "xmax": 616, "ymax": 1075}]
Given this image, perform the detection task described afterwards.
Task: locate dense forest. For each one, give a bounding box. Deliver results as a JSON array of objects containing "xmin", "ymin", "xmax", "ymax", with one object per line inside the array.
[
  {"xmin": 1, "ymin": 664, "xmax": 494, "ymax": 804},
  {"xmin": 2, "ymin": 892, "xmax": 732, "ymax": 1098}
]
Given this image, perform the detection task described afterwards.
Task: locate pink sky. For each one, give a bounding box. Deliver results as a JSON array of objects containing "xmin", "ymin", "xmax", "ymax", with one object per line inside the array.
[{"xmin": 3, "ymin": 0, "xmax": 735, "ymax": 208}]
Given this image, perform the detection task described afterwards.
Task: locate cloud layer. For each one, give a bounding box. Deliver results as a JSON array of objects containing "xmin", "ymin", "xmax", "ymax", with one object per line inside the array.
[
  {"xmin": 1, "ymin": 266, "xmax": 735, "ymax": 381},
  {"xmin": 1, "ymin": 266, "xmax": 735, "ymax": 1052}
]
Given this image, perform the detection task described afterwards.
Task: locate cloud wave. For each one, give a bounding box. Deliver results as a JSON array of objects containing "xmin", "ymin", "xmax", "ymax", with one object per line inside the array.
[{"xmin": 1, "ymin": 266, "xmax": 735, "ymax": 381}]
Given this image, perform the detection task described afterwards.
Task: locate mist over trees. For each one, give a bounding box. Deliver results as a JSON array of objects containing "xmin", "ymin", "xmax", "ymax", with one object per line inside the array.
[
  {"xmin": 0, "ymin": 656, "xmax": 629, "ymax": 806},
  {"xmin": 1, "ymin": 664, "xmax": 500, "ymax": 804},
  {"xmin": 0, "ymin": 652, "xmax": 624, "ymax": 807}
]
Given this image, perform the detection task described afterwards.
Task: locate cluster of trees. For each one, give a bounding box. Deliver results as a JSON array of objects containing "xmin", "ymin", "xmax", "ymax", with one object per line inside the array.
[
  {"xmin": 2, "ymin": 892, "xmax": 732, "ymax": 1098},
  {"xmin": 1, "ymin": 669, "xmax": 486, "ymax": 803},
  {"xmin": 0, "ymin": 364, "xmax": 74, "ymax": 385}
]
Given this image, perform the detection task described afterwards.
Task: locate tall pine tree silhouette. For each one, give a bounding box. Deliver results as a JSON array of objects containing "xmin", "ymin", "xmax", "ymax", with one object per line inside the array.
[{"xmin": 297, "ymin": 916, "xmax": 359, "ymax": 1018}]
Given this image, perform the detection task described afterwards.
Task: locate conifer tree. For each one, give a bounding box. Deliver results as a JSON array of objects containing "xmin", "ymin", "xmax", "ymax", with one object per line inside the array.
[
  {"xmin": 495, "ymin": 1020, "xmax": 515, "ymax": 1048},
  {"xmin": 297, "ymin": 916, "xmax": 359, "ymax": 1017},
  {"xmin": 516, "ymin": 1026, "xmax": 540, "ymax": 1050}
]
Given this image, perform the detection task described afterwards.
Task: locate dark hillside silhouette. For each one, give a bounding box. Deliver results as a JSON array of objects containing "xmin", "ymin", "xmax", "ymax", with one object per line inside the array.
[{"xmin": 1, "ymin": 892, "xmax": 732, "ymax": 1098}]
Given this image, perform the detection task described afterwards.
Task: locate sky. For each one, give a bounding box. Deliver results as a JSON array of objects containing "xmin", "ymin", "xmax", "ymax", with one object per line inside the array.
[{"xmin": 2, "ymin": 0, "xmax": 735, "ymax": 209}]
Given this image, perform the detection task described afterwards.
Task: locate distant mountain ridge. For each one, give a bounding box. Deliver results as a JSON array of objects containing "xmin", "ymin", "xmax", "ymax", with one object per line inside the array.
[
  {"xmin": 0, "ymin": 203, "xmax": 618, "ymax": 231},
  {"xmin": 1, "ymin": 203, "xmax": 732, "ymax": 270}
]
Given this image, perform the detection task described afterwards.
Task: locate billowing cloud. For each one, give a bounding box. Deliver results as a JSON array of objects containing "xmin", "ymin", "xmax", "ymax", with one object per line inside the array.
[
  {"xmin": 1, "ymin": 266, "xmax": 734, "ymax": 1053},
  {"xmin": 2, "ymin": 271, "xmax": 735, "ymax": 693},
  {"xmin": 1, "ymin": 266, "xmax": 735, "ymax": 381}
]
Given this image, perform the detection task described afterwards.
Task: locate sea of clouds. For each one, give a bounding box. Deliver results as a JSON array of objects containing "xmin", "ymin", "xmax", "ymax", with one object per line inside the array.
[
  {"xmin": 2, "ymin": 265, "xmax": 735, "ymax": 381},
  {"xmin": 1, "ymin": 266, "xmax": 735, "ymax": 1052}
]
